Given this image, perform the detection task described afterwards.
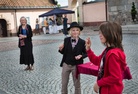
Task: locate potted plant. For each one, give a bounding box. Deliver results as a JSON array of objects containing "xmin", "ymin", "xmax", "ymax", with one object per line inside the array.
[{"xmin": 131, "ymin": 2, "xmax": 137, "ymax": 22}]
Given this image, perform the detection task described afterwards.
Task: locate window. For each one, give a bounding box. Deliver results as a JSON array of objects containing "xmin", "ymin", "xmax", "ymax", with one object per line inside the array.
[{"xmin": 26, "ymin": 17, "xmax": 30, "ymax": 25}]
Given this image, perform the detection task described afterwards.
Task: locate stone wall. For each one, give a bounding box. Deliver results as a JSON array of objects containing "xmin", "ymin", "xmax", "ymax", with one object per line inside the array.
[{"xmin": 108, "ymin": 0, "xmax": 138, "ymax": 25}]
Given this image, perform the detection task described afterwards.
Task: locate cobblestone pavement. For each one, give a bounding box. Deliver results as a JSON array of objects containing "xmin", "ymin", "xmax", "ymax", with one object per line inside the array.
[{"xmin": 0, "ymin": 31, "xmax": 138, "ymax": 94}]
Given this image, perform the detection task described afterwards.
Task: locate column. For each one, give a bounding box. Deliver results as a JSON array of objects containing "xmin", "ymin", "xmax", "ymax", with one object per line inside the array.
[
  {"xmin": 68, "ymin": 0, "xmax": 73, "ymax": 23},
  {"xmin": 78, "ymin": 0, "xmax": 83, "ymax": 25}
]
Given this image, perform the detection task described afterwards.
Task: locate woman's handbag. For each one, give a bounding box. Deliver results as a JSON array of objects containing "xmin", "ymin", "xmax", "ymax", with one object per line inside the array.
[
  {"xmin": 122, "ymin": 66, "xmax": 132, "ymax": 80},
  {"xmin": 20, "ymin": 39, "xmax": 25, "ymax": 46}
]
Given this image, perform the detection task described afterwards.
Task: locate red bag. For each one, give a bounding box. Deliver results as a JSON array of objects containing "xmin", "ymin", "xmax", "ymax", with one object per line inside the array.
[
  {"xmin": 122, "ymin": 66, "xmax": 132, "ymax": 80},
  {"xmin": 20, "ymin": 39, "xmax": 25, "ymax": 46}
]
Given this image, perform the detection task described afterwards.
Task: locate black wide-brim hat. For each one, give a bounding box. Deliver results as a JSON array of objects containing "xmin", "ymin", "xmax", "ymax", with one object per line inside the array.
[{"xmin": 67, "ymin": 22, "xmax": 83, "ymax": 31}]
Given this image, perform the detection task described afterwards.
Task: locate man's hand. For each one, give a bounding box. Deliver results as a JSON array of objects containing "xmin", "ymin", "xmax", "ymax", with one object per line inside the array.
[
  {"xmin": 59, "ymin": 44, "xmax": 64, "ymax": 51},
  {"xmin": 75, "ymin": 55, "xmax": 82, "ymax": 60}
]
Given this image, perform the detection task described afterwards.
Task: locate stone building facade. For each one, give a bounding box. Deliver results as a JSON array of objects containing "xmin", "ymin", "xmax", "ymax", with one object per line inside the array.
[
  {"xmin": 85, "ymin": 0, "xmax": 138, "ymax": 25},
  {"xmin": 67, "ymin": 0, "xmax": 138, "ymax": 26},
  {"xmin": 108, "ymin": 0, "xmax": 138, "ymax": 25}
]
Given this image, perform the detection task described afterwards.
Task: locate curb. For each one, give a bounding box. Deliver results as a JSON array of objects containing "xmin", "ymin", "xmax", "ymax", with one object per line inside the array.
[{"xmin": 122, "ymin": 25, "xmax": 138, "ymax": 34}]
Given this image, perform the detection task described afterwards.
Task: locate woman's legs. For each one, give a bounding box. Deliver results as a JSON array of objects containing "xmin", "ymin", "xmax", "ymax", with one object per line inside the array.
[
  {"xmin": 30, "ymin": 64, "xmax": 34, "ymax": 70},
  {"xmin": 24, "ymin": 64, "xmax": 34, "ymax": 71},
  {"xmin": 24, "ymin": 64, "xmax": 30, "ymax": 70},
  {"xmin": 20, "ymin": 42, "xmax": 34, "ymax": 71}
]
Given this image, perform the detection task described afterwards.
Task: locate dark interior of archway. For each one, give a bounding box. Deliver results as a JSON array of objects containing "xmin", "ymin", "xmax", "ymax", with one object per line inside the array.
[{"xmin": 0, "ymin": 19, "xmax": 7, "ymax": 37}]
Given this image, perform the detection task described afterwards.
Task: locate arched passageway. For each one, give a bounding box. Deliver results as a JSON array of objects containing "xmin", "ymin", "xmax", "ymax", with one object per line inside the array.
[
  {"xmin": 0, "ymin": 19, "xmax": 7, "ymax": 37},
  {"xmin": 68, "ymin": 0, "xmax": 87, "ymax": 25}
]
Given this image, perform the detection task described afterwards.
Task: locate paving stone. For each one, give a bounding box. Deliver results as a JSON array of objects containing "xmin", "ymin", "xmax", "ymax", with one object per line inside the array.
[{"xmin": 0, "ymin": 31, "xmax": 138, "ymax": 94}]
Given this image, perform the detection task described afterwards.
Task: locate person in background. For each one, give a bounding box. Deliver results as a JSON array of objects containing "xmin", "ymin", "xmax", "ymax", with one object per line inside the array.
[
  {"xmin": 63, "ymin": 14, "xmax": 68, "ymax": 36},
  {"xmin": 35, "ymin": 18, "xmax": 40, "ymax": 35},
  {"xmin": 56, "ymin": 14, "xmax": 62, "ymax": 26},
  {"xmin": 56, "ymin": 14, "xmax": 63, "ymax": 33},
  {"xmin": 17, "ymin": 16, "xmax": 34, "ymax": 70},
  {"xmin": 35, "ymin": 18, "xmax": 39, "ymax": 29},
  {"xmin": 59, "ymin": 22, "xmax": 87, "ymax": 94},
  {"xmin": 48, "ymin": 18, "xmax": 54, "ymax": 34},
  {"xmin": 85, "ymin": 21, "xmax": 127, "ymax": 94},
  {"xmin": 43, "ymin": 18, "xmax": 49, "ymax": 34}
]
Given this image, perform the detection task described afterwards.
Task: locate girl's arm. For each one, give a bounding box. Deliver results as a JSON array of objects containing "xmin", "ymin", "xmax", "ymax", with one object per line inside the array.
[{"xmin": 87, "ymin": 49, "xmax": 102, "ymax": 66}]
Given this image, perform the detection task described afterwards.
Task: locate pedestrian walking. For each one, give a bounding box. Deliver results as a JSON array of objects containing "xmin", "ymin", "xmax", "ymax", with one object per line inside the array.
[
  {"xmin": 35, "ymin": 18, "xmax": 40, "ymax": 35},
  {"xmin": 62, "ymin": 14, "xmax": 68, "ymax": 36},
  {"xmin": 17, "ymin": 16, "xmax": 34, "ymax": 70},
  {"xmin": 85, "ymin": 21, "xmax": 127, "ymax": 94},
  {"xmin": 48, "ymin": 18, "xmax": 54, "ymax": 34},
  {"xmin": 58, "ymin": 22, "xmax": 87, "ymax": 94},
  {"xmin": 43, "ymin": 18, "xmax": 49, "ymax": 34}
]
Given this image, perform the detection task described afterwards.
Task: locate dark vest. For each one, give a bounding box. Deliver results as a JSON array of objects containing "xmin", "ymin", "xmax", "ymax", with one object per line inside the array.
[
  {"xmin": 59, "ymin": 37, "xmax": 87, "ymax": 67},
  {"xmin": 65, "ymin": 41, "xmax": 76, "ymax": 65}
]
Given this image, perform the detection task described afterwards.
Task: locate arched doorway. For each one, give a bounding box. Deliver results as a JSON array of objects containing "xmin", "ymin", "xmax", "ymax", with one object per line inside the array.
[
  {"xmin": 69, "ymin": 0, "xmax": 87, "ymax": 25},
  {"xmin": 68, "ymin": 0, "xmax": 78, "ymax": 22},
  {"xmin": 0, "ymin": 19, "xmax": 7, "ymax": 37}
]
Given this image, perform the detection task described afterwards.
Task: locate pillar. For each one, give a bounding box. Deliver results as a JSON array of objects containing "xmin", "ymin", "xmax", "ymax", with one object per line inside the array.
[
  {"xmin": 68, "ymin": 0, "xmax": 73, "ymax": 23},
  {"xmin": 68, "ymin": 0, "xmax": 87, "ymax": 25},
  {"xmin": 78, "ymin": 0, "xmax": 83, "ymax": 25}
]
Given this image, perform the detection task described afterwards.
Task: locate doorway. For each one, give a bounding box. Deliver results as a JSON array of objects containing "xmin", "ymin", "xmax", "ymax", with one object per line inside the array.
[{"xmin": 0, "ymin": 19, "xmax": 7, "ymax": 37}]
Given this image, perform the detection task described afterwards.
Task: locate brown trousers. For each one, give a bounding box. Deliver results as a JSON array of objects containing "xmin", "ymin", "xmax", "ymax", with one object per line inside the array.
[{"xmin": 61, "ymin": 63, "xmax": 81, "ymax": 94}]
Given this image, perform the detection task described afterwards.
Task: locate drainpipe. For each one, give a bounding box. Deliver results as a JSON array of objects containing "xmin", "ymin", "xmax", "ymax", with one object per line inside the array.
[
  {"xmin": 105, "ymin": 0, "xmax": 108, "ymax": 21},
  {"xmin": 15, "ymin": 9, "xmax": 18, "ymax": 34}
]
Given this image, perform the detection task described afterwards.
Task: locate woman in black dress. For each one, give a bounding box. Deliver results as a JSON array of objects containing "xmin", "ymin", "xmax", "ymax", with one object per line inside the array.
[{"xmin": 17, "ymin": 16, "xmax": 34, "ymax": 70}]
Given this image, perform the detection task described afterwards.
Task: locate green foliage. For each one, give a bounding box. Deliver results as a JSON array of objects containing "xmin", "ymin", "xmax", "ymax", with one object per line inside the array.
[
  {"xmin": 131, "ymin": 2, "xmax": 137, "ymax": 21},
  {"xmin": 55, "ymin": 0, "xmax": 58, "ymax": 5},
  {"xmin": 57, "ymin": 4, "xmax": 61, "ymax": 7},
  {"xmin": 131, "ymin": 2, "xmax": 137, "ymax": 15}
]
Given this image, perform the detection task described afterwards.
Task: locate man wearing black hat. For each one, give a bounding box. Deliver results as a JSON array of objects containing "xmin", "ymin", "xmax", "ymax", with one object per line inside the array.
[{"xmin": 59, "ymin": 22, "xmax": 87, "ymax": 94}]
